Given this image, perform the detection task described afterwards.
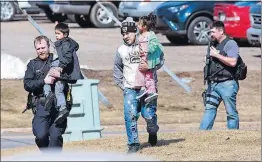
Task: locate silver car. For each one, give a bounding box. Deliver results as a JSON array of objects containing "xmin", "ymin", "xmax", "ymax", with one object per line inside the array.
[
  {"xmin": 118, "ymin": 0, "xmax": 167, "ymax": 20},
  {"xmin": 1, "ymin": 0, "xmax": 41, "ymax": 22}
]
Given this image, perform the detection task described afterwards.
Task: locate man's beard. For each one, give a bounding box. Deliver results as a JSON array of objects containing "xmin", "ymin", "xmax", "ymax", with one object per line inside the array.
[
  {"xmin": 39, "ymin": 52, "xmax": 49, "ymax": 60},
  {"xmin": 123, "ymin": 38, "xmax": 133, "ymax": 45},
  {"xmin": 39, "ymin": 52, "xmax": 47, "ymax": 56}
]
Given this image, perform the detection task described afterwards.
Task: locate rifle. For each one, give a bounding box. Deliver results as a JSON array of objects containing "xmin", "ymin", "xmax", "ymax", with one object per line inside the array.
[
  {"xmin": 204, "ymin": 41, "xmax": 212, "ymax": 85},
  {"xmin": 202, "ymin": 40, "xmax": 213, "ymax": 106}
]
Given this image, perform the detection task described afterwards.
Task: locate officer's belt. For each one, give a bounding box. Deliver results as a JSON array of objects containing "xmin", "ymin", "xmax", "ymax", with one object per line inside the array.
[
  {"xmin": 32, "ymin": 95, "xmax": 46, "ymax": 105},
  {"xmin": 210, "ymin": 78, "xmax": 233, "ymax": 84}
]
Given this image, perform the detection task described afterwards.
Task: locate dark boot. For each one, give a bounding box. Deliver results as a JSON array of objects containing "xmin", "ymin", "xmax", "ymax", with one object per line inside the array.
[
  {"xmin": 127, "ymin": 143, "xmax": 140, "ymax": 154},
  {"xmin": 44, "ymin": 93, "xmax": 55, "ymax": 112},
  {"xmin": 146, "ymin": 118, "xmax": 159, "ymax": 146},
  {"xmin": 54, "ymin": 107, "xmax": 69, "ymax": 125},
  {"xmin": 148, "ymin": 133, "xmax": 157, "ymax": 146}
]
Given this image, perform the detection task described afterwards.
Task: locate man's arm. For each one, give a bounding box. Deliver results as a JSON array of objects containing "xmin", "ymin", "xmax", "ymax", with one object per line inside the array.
[
  {"xmin": 23, "ymin": 61, "xmax": 45, "ymax": 92},
  {"xmin": 113, "ymin": 51, "xmax": 124, "ymax": 91},
  {"xmin": 214, "ymin": 54, "xmax": 237, "ymax": 67},
  {"xmin": 211, "ymin": 40, "xmax": 239, "ymax": 67},
  {"xmin": 58, "ymin": 40, "xmax": 73, "ymax": 70}
]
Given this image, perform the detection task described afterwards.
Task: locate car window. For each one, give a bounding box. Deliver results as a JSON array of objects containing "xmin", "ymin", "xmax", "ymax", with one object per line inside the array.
[{"xmin": 234, "ymin": 1, "xmax": 257, "ymax": 6}]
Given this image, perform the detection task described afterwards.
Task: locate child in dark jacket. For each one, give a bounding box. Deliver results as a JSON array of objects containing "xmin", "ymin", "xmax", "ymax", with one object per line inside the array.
[{"xmin": 44, "ymin": 22, "xmax": 83, "ymax": 125}]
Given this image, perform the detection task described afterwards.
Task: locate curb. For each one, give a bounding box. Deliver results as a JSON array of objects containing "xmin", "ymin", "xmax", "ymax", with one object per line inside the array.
[{"xmin": 1, "ymin": 128, "xmax": 31, "ymax": 134}]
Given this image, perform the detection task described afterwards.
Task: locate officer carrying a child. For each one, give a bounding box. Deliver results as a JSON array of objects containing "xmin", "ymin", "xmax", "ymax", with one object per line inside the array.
[
  {"xmin": 200, "ymin": 21, "xmax": 247, "ymax": 130},
  {"xmin": 23, "ymin": 35, "xmax": 72, "ymax": 151}
]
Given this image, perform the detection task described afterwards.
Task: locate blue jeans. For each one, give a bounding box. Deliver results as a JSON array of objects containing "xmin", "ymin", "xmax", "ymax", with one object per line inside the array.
[
  {"xmin": 123, "ymin": 88, "xmax": 159, "ymax": 145},
  {"xmin": 44, "ymin": 81, "xmax": 66, "ymax": 109},
  {"xmin": 43, "ymin": 59, "xmax": 66, "ymax": 110},
  {"xmin": 200, "ymin": 80, "xmax": 239, "ymax": 130}
]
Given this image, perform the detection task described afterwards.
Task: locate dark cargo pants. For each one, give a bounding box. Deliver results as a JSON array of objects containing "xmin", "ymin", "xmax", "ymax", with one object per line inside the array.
[{"xmin": 32, "ymin": 102, "xmax": 67, "ymax": 152}]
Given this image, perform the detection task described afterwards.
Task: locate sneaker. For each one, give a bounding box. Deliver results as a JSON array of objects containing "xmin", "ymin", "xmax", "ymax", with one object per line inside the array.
[
  {"xmin": 127, "ymin": 143, "xmax": 140, "ymax": 154},
  {"xmin": 54, "ymin": 108, "xmax": 69, "ymax": 125},
  {"xmin": 148, "ymin": 133, "xmax": 157, "ymax": 146},
  {"xmin": 145, "ymin": 93, "xmax": 158, "ymax": 103},
  {"xmin": 136, "ymin": 88, "xmax": 147, "ymax": 100},
  {"xmin": 44, "ymin": 93, "xmax": 55, "ymax": 112}
]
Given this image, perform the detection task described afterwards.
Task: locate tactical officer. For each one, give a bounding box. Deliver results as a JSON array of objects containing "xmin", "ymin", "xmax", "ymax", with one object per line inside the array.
[
  {"xmin": 23, "ymin": 35, "xmax": 70, "ymax": 151},
  {"xmin": 200, "ymin": 21, "xmax": 241, "ymax": 130}
]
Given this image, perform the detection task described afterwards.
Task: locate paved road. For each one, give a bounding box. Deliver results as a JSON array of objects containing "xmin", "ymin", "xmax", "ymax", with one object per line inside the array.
[
  {"xmin": 1, "ymin": 21, "xmax": 261, "ymax": 72},
  {"xmin": 2, "ymin": 122, "xmax": 260, "ymax": 150},
  {"xmin": 1, "ymin": 130, "xmax": 175, "ymax": 150}
]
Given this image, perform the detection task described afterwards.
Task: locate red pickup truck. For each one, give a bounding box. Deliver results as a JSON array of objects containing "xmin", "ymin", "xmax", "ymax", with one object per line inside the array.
[{"xmin": 213, "ymin": 1, "xmax": 258, "ymax": 42}]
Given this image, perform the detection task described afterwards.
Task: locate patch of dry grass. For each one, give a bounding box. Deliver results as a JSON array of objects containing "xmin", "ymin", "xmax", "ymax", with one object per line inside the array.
[
  {"xmin": 1, "ymin": 70, "xmax": 261, "ymax": 128},
  {"xmin": 1, "ymin": 130, "xmax": 261, "ymax": 161}
]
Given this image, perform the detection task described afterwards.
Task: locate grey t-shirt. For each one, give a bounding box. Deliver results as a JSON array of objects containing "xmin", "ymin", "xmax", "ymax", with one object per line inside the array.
[{"xmin": 223, "ymin": 40, "xmax": 239, "ymax": 59}]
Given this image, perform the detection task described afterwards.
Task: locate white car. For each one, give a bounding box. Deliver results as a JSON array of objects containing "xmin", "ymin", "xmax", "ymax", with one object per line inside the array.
[
  {"xmin": 246, "ymin": 2, "xmax": 261, "ymax": 46},
  {"xmin": 1, "ymin": 0, "xmax": 41, "ymax": 22}
]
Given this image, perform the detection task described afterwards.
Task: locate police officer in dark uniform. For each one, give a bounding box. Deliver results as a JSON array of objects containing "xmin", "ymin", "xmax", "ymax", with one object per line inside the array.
[
  {"xmin": 200, "ymin": 21, "xmax": 244, "ymax": 130},
  {"xmin": 23, "ymin": 35, "xmax": 70, "ymax": 151}
]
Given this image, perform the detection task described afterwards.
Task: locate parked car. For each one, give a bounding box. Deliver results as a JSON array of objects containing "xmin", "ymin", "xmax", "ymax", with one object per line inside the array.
[
  {"xmin": 247, "ymin": 2, "xmax": 261, "ymax": 46},
  {"xmin": 118, "ymin": 0, "xmax": 167, "ymax": 21},
  {"xmin": 213, "ymin": 1, "xmax": 258, "ymax": 43},
  {"xmin": 49, "ymin": 1, "xmax": 120, "ymax": 28},
  {"xmin": 1, "ymin": 0, "xmax": 41, "ymax": 22},
  {"xmin": 154, "ymin": 1, "xmax": 236, "ymax": 45},
  {"xmin": 29, "ymin": 0, "xmax": 67, "ymax": 23}
]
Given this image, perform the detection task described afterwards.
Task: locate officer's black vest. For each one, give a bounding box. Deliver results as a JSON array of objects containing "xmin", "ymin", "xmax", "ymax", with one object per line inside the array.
[{"xmin": 208, "ymin": 37, "xmax": 236, "ymax": 82}]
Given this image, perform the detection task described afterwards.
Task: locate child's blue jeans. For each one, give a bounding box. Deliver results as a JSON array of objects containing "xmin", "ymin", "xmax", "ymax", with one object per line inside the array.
[{"xmin": 43, "ymin": 59, "xmax": 66, "ymax": 111}]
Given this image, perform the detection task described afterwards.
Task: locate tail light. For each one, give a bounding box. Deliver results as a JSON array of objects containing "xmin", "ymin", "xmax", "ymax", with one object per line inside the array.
[
  {"xmin": 214, "ymin": 4, "xmax": 242, "ymax": 23},
  {"xmin": 217, "ymin": 11, "xmax": 240, "ymax": 22},
  {"xmin": 218, "ymin": 12, "xmax": 226, "ymax": 21}
]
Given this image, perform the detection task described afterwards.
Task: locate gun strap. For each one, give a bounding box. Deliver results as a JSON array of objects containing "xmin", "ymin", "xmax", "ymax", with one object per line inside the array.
[
  {"xmin": 206, "ymin": 94, "xmax": 221, "ymax": 101},
  {"xmin": 206, "ymin": 100, "xmax": 219, "ymax": 107},
  {"xmin": 208, "ymin": 67, "xmax": 225, "ymax": 80}
]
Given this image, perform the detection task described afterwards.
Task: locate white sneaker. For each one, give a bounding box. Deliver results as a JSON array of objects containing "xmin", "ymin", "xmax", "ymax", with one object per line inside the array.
[
  {"xmin": 136, "ymin": 88, "xmax": 147, "ymax": 100},
  {"xmin": 145, "ymin": 93, "xmax": 158, "ymax": 103}
]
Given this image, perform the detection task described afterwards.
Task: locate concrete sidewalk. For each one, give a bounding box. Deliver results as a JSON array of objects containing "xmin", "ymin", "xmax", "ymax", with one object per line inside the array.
[{"xmin": 1, "ymin": 122, "xmax": 260, "ymax": 150}]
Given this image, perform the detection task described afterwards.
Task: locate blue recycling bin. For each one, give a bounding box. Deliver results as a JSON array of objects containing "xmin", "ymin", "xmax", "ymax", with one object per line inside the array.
[{"xmin": 63, "ymin": 79, "xmax": 103, "ymax": 142}]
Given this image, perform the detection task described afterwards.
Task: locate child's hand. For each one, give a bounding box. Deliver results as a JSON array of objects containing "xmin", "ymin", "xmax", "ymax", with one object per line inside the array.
[
  {"xmin": 52, "ymin": 67, "xmax": 63, "ymax": 73},
  {"xmin": 44, "ymin": 75, "xmax": 55, "ymax": 84},
  {"xmin": 49, "ymin": 68, "xmax": 61, "ymax": 78},
  {"xmin": 139, "ymin": 60, "xmax": 149, "ymax": 72},
  {"xmin": 57, "ymin": 67, "xmax": 63, "ymax": 73}
]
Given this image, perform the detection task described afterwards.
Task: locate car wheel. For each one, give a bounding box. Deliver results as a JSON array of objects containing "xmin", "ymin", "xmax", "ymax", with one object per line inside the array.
[
  {"xmin": 75, "ymin": 15, "xmax": 93, "ymax": 28},
  {"xmin": 1, "ymin": 1, "xmax": 16, "ymax": 22},
  {"xmin": 166, "ymin": 36, "xmax": 188, "ymax": 45},
  {"xmin": 44, "ymin": 8, "xmax": 67, "ymax": 23},
  {"xmin": 187, "ymin": 16, "xmax": 212, "ymax": 45},
  {"xmin": 90, "ymin": 2, "xmax": 118, "ymax": 28}
]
